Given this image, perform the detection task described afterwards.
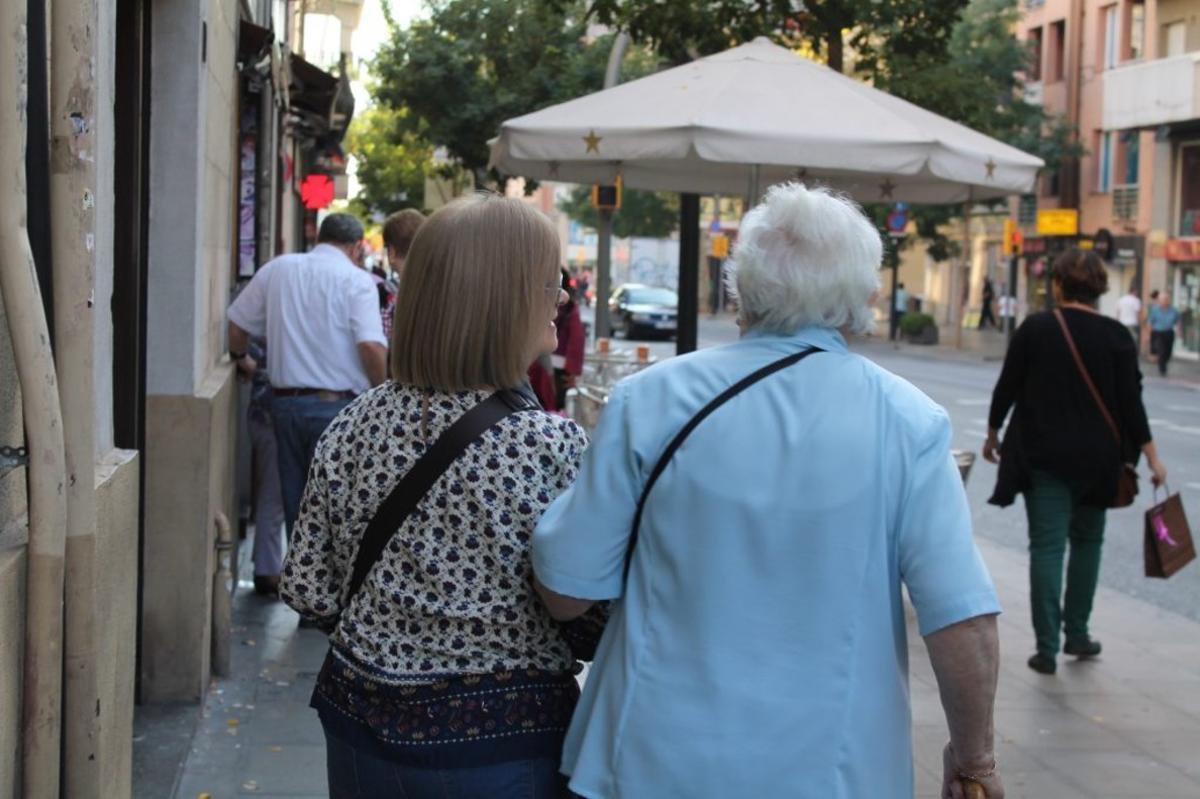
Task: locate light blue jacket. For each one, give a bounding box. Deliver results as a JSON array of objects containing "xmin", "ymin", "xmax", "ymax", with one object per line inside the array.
[{"xmin": 533, "ymin": 326, "xmax": 1000, "ymax": 799}]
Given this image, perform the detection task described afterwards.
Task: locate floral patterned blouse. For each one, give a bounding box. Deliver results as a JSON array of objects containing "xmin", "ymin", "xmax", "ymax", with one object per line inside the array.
[{"xmin": 281, "ymin": 381, "xmax": 588, "ymax": 677}]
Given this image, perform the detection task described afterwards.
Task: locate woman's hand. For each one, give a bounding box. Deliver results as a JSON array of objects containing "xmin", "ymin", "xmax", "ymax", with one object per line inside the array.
[
  {"xmin": 942, "ymin": 744, "xmax": 1004, "ymax": 799},
  {"xmin": 1149, "ymin": 456, "xmax": 1168, "ymax": 488},
  {"xmin": 982, "ymin": 429, "xmax": 1001, "ymax": 465}
]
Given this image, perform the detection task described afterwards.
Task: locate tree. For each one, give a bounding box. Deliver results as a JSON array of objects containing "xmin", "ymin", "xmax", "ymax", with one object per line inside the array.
[
  {"xmin": 575, "ymin": 0, "xmax": 968, "ymax": 72},
  {"xmin": 371, "ymin": 0, "xmax": 660, "ymax": 186},
  {"xmin": 345, "ymin": 105, "xmax": 435, "ymax": 219},
  {"xmin": 559, "ymin": 186, "xmax": 680, "ymax": 238}
]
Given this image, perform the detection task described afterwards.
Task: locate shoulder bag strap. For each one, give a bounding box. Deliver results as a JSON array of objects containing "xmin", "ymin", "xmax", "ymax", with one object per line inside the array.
[
  {"xmin": 624, "ymin": 346, "xmax": 823, "ymax": 581},
  {"xmin": 343, "ymin": 388, "xmax": 539, "ymax": 608},
  {"xmin": 1053, "ymin": 309, "xmax": 1121, "ymax": 446}
]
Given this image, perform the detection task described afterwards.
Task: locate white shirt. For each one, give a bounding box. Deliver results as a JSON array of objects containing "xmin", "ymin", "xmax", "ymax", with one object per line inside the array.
[
  {"xmin": 1116, "ymin": 293, "xmax": 1142, "ymax": 326},
  {"xmin": 228, "ymin": 244, "xmax": 387, "ymax": 393},
  {"xmin": 998, "ymin": 295, "xmax": 1017, "ymax": 318}
]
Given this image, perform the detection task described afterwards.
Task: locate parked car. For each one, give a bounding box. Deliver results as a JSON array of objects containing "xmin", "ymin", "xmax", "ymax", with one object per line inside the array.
[{"xmin": 609, "ymin": 284, "xmax": 679, "ymax": 340}]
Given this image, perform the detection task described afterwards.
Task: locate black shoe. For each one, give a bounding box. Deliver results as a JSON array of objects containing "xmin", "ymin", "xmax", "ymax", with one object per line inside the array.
[
  {"xmin": 1064, "ymin": 637, "xmax": 1102, "ymax": 658},
  {"xmin": 1027, "ymin": 653, "xmax": 1057, "ymax": 674},
  {"xmin": 253, "ymin": 575, "xmax": 280, "ymax": 597}
]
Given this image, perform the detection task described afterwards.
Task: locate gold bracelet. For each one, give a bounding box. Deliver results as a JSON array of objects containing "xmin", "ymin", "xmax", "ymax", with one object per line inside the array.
[{"xmin": 957, "ymin": 760, "xmax": 998, "ymax": 782}]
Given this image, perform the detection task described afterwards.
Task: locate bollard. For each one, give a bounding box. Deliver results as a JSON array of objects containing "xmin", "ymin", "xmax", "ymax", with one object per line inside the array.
[{"xmin": 212, "ymin": 512, "xmax": 234, "ymax": 677}]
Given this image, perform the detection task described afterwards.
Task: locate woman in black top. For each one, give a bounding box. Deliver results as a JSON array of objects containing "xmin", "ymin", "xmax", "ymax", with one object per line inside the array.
[{"xmin": 983, "ymin": 249, "xmax": 1168, "ymax": 675}]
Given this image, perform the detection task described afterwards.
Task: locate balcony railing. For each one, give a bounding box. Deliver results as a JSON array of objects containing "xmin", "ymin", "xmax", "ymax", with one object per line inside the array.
[
  {"xmin": 1103, "ymin": 52, "xmax": 1200, "ymax": 130},
  {"xmin": 1113, "ymin": 184, "xmax": 1139, "ymax": 222}
]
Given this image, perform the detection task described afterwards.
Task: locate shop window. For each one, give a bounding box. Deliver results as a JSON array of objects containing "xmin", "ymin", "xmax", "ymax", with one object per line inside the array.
[{"xmin": 1179, "ymin": 144, "xmax": 1200, "ymax": 235}]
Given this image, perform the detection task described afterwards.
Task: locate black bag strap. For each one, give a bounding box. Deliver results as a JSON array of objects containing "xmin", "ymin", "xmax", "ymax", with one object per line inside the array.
[
  {"xmin": 342, "ymin": 388, "xmax": 540, "ymax": 611},
  {"xmin": 624, "ymin": 346, "xmax": 823, "ymax": 580}
]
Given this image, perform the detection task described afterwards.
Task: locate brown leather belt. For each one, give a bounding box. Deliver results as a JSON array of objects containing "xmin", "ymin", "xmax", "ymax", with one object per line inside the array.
[{"xmin": 273, "ymin": 387, "xmax": 355, "ymax": 401}]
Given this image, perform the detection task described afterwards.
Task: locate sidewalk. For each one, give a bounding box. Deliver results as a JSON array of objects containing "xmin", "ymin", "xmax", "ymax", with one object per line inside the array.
[{"xmin": 152, "ymin": 534, "xmax": 1200, "ymax": 798}]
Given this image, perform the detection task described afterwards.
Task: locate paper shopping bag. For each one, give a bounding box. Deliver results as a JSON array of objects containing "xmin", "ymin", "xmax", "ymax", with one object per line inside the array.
[{"xmin": 1145, "ymin": 492, "xmax": 1195, "ymax": 579}]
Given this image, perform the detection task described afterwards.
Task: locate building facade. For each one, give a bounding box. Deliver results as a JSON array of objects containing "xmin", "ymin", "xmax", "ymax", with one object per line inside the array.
[
  {"xmin": 1019, "ymin": 0, "xmax": 1200, "ymax": 357},
  {"xmin": 0, "ymin": 1, "xmax": 358, "ymax": 796}
]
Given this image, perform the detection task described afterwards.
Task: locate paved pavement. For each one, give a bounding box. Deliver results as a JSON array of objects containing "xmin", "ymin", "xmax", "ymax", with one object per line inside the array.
[
  {"xmin": 154, "ymin": 525, "xmax": 1200, "ymax": 798},
  {"xmin": 144, "ymin": 317, "xmax": 1200, "ymax": 798}
]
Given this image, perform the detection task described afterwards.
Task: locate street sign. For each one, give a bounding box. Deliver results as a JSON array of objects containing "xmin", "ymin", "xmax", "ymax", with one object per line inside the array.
[{"xmin": 1036, "ymin": 208, "xmax": 1079, "ymax": 236}]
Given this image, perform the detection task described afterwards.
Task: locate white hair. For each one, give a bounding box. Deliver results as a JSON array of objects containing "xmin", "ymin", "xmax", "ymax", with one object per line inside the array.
[{"xmin": 726, "ymin": 182, "xmax": 882, "ymax": 336}]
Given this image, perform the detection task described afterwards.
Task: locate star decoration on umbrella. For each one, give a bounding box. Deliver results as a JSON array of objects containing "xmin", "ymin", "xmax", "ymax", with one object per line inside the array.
[
  {"xmin": 583, "ymin": 130, "xmax": 602, "ymax": 154},
  {"xmin": 985, "ymin": 158, "xmax": 997, "ymax": 179},
  {"xmin": 547, "ymin": 160, "xmax": 561, "ymax": 178},
  {"xmin": 879, "ymin": 178, "xmax": 896, "ymax": 200}
]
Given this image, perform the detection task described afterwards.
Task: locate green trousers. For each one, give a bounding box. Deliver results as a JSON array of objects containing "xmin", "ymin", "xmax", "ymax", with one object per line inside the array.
[{"xmin": 1023, "ymin": 470, "xmax": 1107, "ymax": 658}]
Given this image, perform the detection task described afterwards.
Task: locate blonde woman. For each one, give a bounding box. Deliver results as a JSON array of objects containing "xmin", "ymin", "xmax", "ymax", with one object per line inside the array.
[{"xmin": 282, "ymin": 194, "xmax": 585, "ymax": 798}]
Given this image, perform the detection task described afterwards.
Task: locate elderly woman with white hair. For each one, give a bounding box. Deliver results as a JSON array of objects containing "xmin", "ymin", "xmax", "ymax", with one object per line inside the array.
[{"xmin": 532, "ymin": 184, "xmax": 1004, "ymax": 799}]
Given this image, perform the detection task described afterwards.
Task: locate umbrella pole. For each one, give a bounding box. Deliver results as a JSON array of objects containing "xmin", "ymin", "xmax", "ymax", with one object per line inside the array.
[
  {"xmin": 955, "ymin": 198, "xmax": 972, "ymax": 350},
  {"xmin": 677, "ymin": 194, "xmax": 702, "ymax": 354},
  {"xmin": 595, "ymin": 209, "xmax": 614, "ymax": 339}
]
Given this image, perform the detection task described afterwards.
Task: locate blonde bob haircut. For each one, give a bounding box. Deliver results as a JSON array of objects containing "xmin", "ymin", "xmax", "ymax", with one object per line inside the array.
[{"xmin": 390, "ymin": 193, "xmax": 562, "ymax": 391}]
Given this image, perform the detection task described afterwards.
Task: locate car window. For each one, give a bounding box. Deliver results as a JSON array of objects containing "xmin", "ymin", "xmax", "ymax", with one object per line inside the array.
[{"xmin": 626, "ymin": 288, "xmax": 678, "ymax": 307}]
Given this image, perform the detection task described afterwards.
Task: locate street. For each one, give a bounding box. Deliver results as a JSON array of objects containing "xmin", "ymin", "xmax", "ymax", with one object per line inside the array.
[{"xmin": 628, "ymin": 313, "xmax": 1200, "ymax": 622}]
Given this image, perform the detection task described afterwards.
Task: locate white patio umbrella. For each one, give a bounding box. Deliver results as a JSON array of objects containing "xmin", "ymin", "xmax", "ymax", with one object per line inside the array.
[{"xmin": 489, "ymin": 37, "xmax": 1043, "ymax": 203}]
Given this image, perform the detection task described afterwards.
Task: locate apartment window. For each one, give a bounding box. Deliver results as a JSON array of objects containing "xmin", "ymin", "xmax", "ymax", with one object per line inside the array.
[
  {"xmin": 1101, "ymin": 5, "xmax": 1120, "ymax": 69},
  {"xmin": 1028, "ymin": 27, "xmax": 1043, "ymax": 80},
  {"xmin": 1119, "ymin": 131, "xmax": 1140, "ymax": 185},
  {"xmin": 1043, "ymin": 169, "xmax": 1061, "ymax": 198},
  {"xmin": 1097, "ymin": 131, "xmax": 1114, "ymax": 193},
  {"xmin": 1165, "ymin": 21, "xmax": 1187, "ymax": 57},
  {"xmin": 1180, "ymin": 144, "xmax": 1200, "ymax": 235},
  {"xmin": 1049, "ymin": 20, "xmax": 1067, "ymax": 82},
  {"xmin": 1129, "ymin": 1, "xmax": 1145, "ymax": 61}
]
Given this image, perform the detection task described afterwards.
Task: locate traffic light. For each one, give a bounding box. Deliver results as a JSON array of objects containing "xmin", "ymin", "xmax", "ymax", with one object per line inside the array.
[
  {"xmin": 591, "ymin": 177, "xmax": 622, "ymax": 211},
  {"xmin": 1003, "ymin": 218, "xmax": 1023, "ymax": 255}
]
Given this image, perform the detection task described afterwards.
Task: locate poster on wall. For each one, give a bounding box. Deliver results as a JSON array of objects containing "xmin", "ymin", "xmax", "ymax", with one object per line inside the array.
[{"xmin": 238, "ymin": 110, "xmax": 257, "ymax": 278}]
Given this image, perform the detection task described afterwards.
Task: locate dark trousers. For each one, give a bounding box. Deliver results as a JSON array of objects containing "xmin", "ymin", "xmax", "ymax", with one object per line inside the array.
[
  {"xmin": 324, "ymin": 725, "xmax": 572, "ymax": 799},
  {"xmin": 1151, "ymin": 329, "xmax": 1175, "ymax": 376},
  {"xmin": 978, "ymin": 303, "xmax": 997, "ymax": 329},
  {"xmin": 271, "ymin": 394, "xmax": 352, "ymax": 535},
  {"xmin": 1023, "ymin": 470, "xmax": 1106, "ymax": 658}
]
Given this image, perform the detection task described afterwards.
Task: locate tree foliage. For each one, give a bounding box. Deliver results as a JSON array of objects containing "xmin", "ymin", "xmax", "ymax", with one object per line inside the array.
[
  {"xmin": 371, "ymin": 0, "xmax": 658, "ymax": 186},
  {"xmin": 559, "ymin": 186, "xmax": 680, "ymax": 239},
  {"xmin": 345, "ymin": 105, "xmax": 434, "ymax": 219},
  {"xmin": 575, "ymin": 0, "xmax": 968, "ymax": 72}
]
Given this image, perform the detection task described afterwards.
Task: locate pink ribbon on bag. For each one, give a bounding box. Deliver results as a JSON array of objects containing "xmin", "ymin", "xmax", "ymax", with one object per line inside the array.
[{"xmin": 1152, "ymin": 514, "xmax": 1179, "ymax": 548}]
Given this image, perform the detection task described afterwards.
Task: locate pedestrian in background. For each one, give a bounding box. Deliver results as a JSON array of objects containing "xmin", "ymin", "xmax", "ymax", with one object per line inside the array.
[
  {"xmin": 553, "ymin": 267, "xmax": 586, "ymax": 409},
  {"xmin": 979, "ymin": 277, "xmax": 998, "ymax": 330},
  {"xmin": 984, "ymin": 249, "xmax": 1168, "ymax": 676},
  {"xmin": 998, "ymin": 285, "xmax": 1017, "ymax": 332},
  {"xmin": 1115, "ymin": 282, "xmax": 1142, "ymax": 343},
  {"xmin": 890, "ymin": 281, "xmax": 908, "ymax": 340},
  {"xmin": 227, "ymin": 213, "xmax": 388, "ymax": 536},
  {"xmin": 380, "ymin": 208, "xmax": 427, "ymax": 341},
  {"xmin": 1148, "ymin": 291, "xmax": 1181, "ymax": 377},
  {"xmin": 281, "ymin": 194, "xmax": 586, "ymax": 799},
  {"xmin": 232, "ymin": 336, "xmax": 287, "ymax": 596},
  {"xmin": 534, "ymin": 183, "xmax": 1004, "ymax": 799}
]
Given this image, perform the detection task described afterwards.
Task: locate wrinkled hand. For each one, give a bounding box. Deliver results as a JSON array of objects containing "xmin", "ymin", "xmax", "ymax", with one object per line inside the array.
[
  {"xmin": 982, "ymin": 429, "xmax": 1001, "ymax": 465},
  {"xmin": 1149, "ymin": 457, "xmax": 1168, "ymax": 488},
  {"xmin": 943, "ymin": 744, "xmax": 1003, "ymax": 799}
]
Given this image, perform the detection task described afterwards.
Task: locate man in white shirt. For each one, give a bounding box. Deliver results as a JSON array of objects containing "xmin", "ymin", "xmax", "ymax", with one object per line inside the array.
[
  {"xmin": 227, "ymin": 213, "xmax": 388, "ymax": 535},
  {"xmin": 1115, "ymin": 283, "xmax": 1142, "ymax": 342}
]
